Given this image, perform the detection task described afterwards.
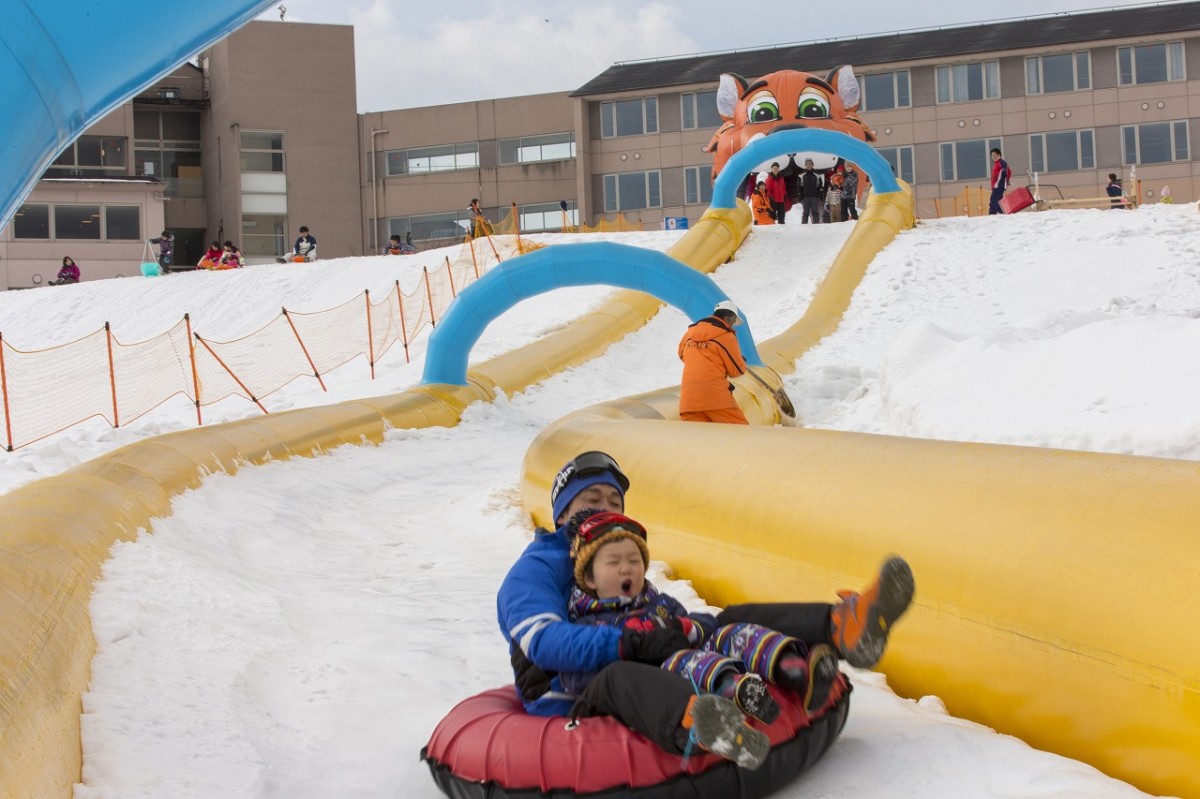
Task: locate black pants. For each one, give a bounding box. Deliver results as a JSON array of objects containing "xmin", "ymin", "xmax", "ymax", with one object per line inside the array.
[
  {"xmin": 801, "ymin": 196, "xmax": 822, "ymax": 223},
  {"xmin": 575, "ymin": 661, "xmax": 695, "ymax": 753},
  {"xmin": 771, "ymin": 200, "xmax": 787, "ymax": 225},
  {"xmin": 989, "ymin": 188, "xmax": 1005, "ymax": 215},
  {"xmin": 846, "ymin": 199, "xmax": 859, "ymax": 220}
]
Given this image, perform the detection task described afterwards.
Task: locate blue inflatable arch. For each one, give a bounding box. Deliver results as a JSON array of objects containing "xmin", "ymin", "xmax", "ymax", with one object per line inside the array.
[
  {"xmin": 711, "ymin": 129, "xmax": 901, "ymax": 210},
  {"xmin": 0, "ymin": 0, "xmax": 275, "ymax": 230},
  {"xmin": 421, "ymin": 241, "xmax": 763, "ymax": 386}
]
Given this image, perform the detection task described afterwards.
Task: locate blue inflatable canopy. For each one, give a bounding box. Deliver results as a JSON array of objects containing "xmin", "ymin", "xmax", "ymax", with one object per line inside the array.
[{"xmin": 0, "ymin": 0, "xmax": 275, "ymax": 230}]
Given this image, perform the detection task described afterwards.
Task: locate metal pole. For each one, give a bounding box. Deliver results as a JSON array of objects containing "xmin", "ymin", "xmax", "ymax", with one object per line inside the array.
[{"xmin": 371, "ymin": 127, "xmax": 389, "ymax": 255}]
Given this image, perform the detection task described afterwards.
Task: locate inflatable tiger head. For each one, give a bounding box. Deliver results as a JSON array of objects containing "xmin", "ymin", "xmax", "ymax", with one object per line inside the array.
[{"xmin": 704, "ymin": 66, "xmax": 875, "ymax": 178}]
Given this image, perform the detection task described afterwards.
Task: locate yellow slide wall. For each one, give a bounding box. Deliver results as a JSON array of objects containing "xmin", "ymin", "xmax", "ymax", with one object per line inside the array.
[{"xmin": 0, "ymin": 205, "xmax": 751, "ymax": 798}]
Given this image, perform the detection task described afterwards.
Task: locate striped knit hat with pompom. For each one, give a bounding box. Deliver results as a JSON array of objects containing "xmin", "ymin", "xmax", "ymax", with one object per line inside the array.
[{"xmin": 567, "ymin": 509, "xmax": 650, "ymax": 591}]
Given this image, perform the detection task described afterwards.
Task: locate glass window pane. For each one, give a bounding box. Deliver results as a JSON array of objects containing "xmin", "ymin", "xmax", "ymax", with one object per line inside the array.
[
  {"xmin": 13, "ymin": 204, "xmax": 49, "ymax": 238},
  {"xmin": 241, "ymin": 151, "xmax": 284, "ymax": 172},
  {"xmin": 1031, "ymin": 135, "xmax": 1045, "ymax": 173},
  {"xmin": 648, "ymin": 171, "xmax": 661, "ymax": 207},
  {"xmin": 614, "ymin": 100, "xmax": 643, "ymax": 136},
  {"xmin": 134, "ymin": 109, "xmax": 160, "ymax": 139},
  {"xmin": 1076, "ymin": 52, "xmax": 1090, "ymax": 89},
  {"xmin": 1080, "ymin": 130, "xmax": 1094, "ymax": 169},
  {"xmin": 101, "ymin": 137, "xmax": 127, "ymax": 168},
  {"xmin": 601, "ymin": 103, "xmax": 615, "ymax": 138},
  {"xmin": 940, "ymin": 143, "xmax": 954, "ymax": 180},
  {"xmin": 161, "ymin": 112, "xmax": 201, "ymax": 141},
  {"xmin": 1122, "ymin": 127, "xmax": 1137, "ymax": 164},
  {"xmin": 685, "ymin": 168, "xmax": 698, "ymax": 204},
  {"xmin": 1026, "ymin": 58, "xmax": 1040, "ymax": 94},
  {"xmin": 953, "ymin": 64, "xmax": 971, "ymax": 102},
  {"xmin": 1045, "ymin": 131, "xmax": 1079, "ymax": 171},
  {"xmin": 645, "ymin": 98, "xmax": 658, "ymax": 134},
  {"xmin": 241, "ymin": 131, "xmax": 283, "ymax": 150},
  {"xmin": 1041, "ymin": 54, "xmax": 1075, "ymax": 93},
  {"xmin": 955, "ymin": 139, "xmax": 989, "ymax": 181},
  {"xmin": 966, "ymin": 63, "xmax": 983, "ymax": 100},
  {"xmin": 105, "ymin": 205, "xmax": 140, "ymax": 240},
  {"xmin": 604, "ymin": 174, "xmax": 618, "ymax": 212},
  {"xmin": 76, "ymin": 137, "xmax": 103, "ymax": 167},
  {"xmin": 936, "ymin": 67, "xmax": 950, "ymax": 103},
  {"xmin": 897, "ymin": 71, "xmax": 910, "ymax": 107},
  {"xmin": 1138, "ymin": 122, "xmax": 1172, "ymax": 163},
  {"xmin": 900, "ymin": 147, "xmax": 914, "ymax": 183},
  {"xmin": 1169, "ymin": 42, "xmax": 1185, "ymax": 81},
  {"xmin": 696, "ymin": 90, "xmax": 722, "ymax": 127},
  {"xmin": 135, "ymin": 150, "xmax": 161, "ymax": 177},
  {"xmin": 1118, "ymin": 48, "xmax": 1133, "ymax": 85},
  {"xmin": 682, "ymin": 95, "xmax": 696, "ymax": 129},
  {"xmin": 1134, "ymin": 44, "xmax": 1167, "ymax": 84},
  {"xmin": 863, "ymin": 73, "xmax": 895, "ymax": 111},
  {"xmin": 56, "ymin": 205, "xmax": 101, "ymax": 239},
  {"xmin": 498, "ymin": 139, "xmax": 519, "ymax": 164},
  {"xmin": 1174, "ymin": 121, "xmax": 1189, "ymax": 160},
  {"xmin": 697, "ymin": 165, "xmax": 712, "ymax": 204},
  {"xmin": 617, "ymin": 172, "xmax": 648, "ymax": 209},
  {"xmin": 985, "ymin": 61, "xmax": 1000, "ymax": 98},
  {"xmin": 386, "ymin": 151, "xmax": 407, "ymax": 175}
]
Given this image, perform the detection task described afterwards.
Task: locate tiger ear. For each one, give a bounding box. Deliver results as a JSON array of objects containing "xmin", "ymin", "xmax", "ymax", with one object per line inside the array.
[
  {"xmin": 716, "ymin": 73, "xmax": 747, "ymax": 121},
  {"xmin": 825, "ymin": 65, "xmax": 861, "ymax": 112}
]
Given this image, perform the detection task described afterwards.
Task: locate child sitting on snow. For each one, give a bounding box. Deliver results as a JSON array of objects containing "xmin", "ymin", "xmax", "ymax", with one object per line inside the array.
[{"xmin": 561, "ymin": 509, "xmax": 840, "ymax": 725}]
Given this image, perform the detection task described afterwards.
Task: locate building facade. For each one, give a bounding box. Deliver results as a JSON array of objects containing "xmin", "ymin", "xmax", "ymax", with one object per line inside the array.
[{"xmin": 6, "ymin": 4, "xmax": 1200, "ymax": 289}]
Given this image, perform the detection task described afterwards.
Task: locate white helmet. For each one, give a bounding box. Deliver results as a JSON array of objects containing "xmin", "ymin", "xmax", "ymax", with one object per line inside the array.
[{"xmin": 713, "ymin": 300, "xmax": 743, "ymax": 326}]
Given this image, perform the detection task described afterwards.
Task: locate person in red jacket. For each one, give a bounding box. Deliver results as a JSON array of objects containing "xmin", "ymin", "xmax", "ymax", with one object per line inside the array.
[
  {"xmin": 764, "ymin": 162, "xmax": 789, "ymax": 225},
  {"xmin": 989, "ymin": 147, "xmax": 1012, "ymax": 215},
  {"xmin": 677, "ymin": 301, "xmax": 749, "ymax": 424}
]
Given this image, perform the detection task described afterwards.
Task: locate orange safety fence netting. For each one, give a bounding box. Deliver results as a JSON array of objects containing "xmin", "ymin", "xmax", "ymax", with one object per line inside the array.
[{"xmin": 0, "ymin": 226, "xmax": 636, "ymax": 451}]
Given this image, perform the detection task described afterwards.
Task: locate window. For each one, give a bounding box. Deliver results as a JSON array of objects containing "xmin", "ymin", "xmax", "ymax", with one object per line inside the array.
[
  {"xmin": 240, "ymin": 131, "xmax": 285, "ymax": 172},
  {"xmin": 241, "ymin": 214, "xmax": 289, "ymax": 257},
  {"xmin": 939, "ymin": 137, "xmax": 1002, "ymax": 182},
  {"xmin": 385, "ymin": 143, "xmax": 479, "ymax": 175},
  {"xmin": 1026, "ymin": 52, "xmax": 1090, "ymax": 94},
  {"xmin": 13, "ymin": 205, "xmax": 49, "ymax": 239},
  {"xmin": 12, "ymin": 203, "xmax": 142, "ymax": 240},
  {"xmin": 46, "ymin": 136, "xmax": 127, "ymax": 177},
  {"xmin": 684, "ymin": 165, "xmax": 713, "ymax": 205},
  {"xmin": 862, "ymin": 71, "xmax": 911, "ymax": 111},
  {"xmin": 389, "ymin": 211, "xmax": 472, "ymax": 241},
  {"xmin": 602, "ymin": 170, "xmax": 661, "ymax": 211},
  {"xmin": 104, "ymin": 206, "xmax": 141, "ymax": 240},
  {"xmin": 874, "ymin": 145, "xmax": 915, "ymax": 184},
  {"xmin": 1118, "ymin": 42, "xmax": 1185, "ymax": 85},
  {"xmin": 1030, "ymin": 130, "xmax": 1094, "ymax": 173},
  {"xmin": 681, "ymin": 91, "xmax": 722, "ymax": 129},
  {"xmin": 498, "ymin": 133, "xmax": 575, "ymax": 165},
  {"xmin": 601, "ymin": 98, "xmax": 659, "ymax": 138},
  {"xmin": 1122, "ymin": 121, "xmax": 1189, "ymax": 165},
  {"xmin": 936, "ymin": 61, "xmax": 1000, "ymax": 103},
  {"xmin": 520, "ymin": 201, "xmax": 578, "ymax": 232}
]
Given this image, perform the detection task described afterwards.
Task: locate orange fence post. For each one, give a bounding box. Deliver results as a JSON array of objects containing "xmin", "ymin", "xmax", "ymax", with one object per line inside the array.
[
  {"xmin": 467, "ymin": 238, "xmax": 480, "ymax": 281},
  {"xmin": 364, "ymin": 289, "xmax": 376, "ymax": 380},
  {"xmin": 194, "ymin": 334, "xmax": 270, "ymax": 414},
  {"xmin": 281, "ymin": 308, "xmax": 327, "ymax": 392},
  {"xmin": 0, "ymin": 333, "xmax": 13, "ymax": 451},
  {"xmin": 424, "ymin": 267, "xmax": 437, "ymax": 327},
  {"xmin": 395, "ymin": 280, "xmax": 410, "ymax": 363},
  {"xmin": 445, "ymin": 256, "xmax": 457, "ymax": 298},
  {"xmin": 185, "ymin": 314, "xmax": 202, "ymax": 426},
  {"xmin": 104, "ymin": 321, "xmax": 120, "ymax": 428},
  {"xmin": 512, "ymin": 201, "xmax": 523, "ymax": 253}
]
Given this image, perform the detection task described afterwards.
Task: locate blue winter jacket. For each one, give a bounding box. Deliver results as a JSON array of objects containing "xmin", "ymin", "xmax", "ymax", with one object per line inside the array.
[{"xmin": 496, "ymin": 525, "xmax": 623, "ymax": 716}]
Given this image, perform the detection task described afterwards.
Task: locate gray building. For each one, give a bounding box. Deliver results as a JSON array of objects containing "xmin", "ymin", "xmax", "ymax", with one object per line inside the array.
[{"xmin": 5, "ymin": 4, "xmax": 1200, "ymax": 288}]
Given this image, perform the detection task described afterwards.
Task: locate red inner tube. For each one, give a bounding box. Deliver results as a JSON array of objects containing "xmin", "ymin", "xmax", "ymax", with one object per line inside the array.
[{"xmin": 422, "ymin": 675, "xmax": 851, "ymax": 799}]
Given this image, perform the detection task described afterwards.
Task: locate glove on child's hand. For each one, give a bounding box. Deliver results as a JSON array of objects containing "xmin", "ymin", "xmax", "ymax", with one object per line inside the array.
[{"xmin": 620, "ymin": 626, "xmax": 691, "ymax": 664}]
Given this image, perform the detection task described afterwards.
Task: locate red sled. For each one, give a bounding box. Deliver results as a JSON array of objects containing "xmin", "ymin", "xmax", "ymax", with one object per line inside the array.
[{"xmin": 1000, "ymin": 187, "xmax": 1035, "ymax": 214}]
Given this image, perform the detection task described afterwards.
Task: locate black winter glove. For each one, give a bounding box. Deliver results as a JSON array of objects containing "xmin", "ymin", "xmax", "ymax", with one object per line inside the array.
[
  {"xmin": 620, "ymin": 625, "xmax": 691, "ymax": 664},
  {"xmin": 510, "ymin": 645, "xmax": 554, "ymax": 702}
]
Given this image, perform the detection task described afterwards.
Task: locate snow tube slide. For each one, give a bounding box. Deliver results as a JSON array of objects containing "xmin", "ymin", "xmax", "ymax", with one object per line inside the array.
[
  {"xmin": 518, "ymin": 190, "xmax": 1197, "ymax": 799},
  {"xmin": 0, "ymin": 205, "xmax": 751, "ymax": 797},
  {"xmin": 0, "ymin": 0, "xmax": 277, "ymax": 231},
  {"xmin": 422, "ymin": 679, "xmax": 850, "ymax": 799}
]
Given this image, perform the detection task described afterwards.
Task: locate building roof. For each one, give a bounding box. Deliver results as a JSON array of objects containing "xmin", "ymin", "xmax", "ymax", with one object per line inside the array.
[{"xmin": 572, "ymin": 2, "xmax": 1200, "ymax": 96}]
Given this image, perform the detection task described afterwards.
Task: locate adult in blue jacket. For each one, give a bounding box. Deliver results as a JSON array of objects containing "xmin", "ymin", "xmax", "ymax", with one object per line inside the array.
[{"xmin": 496, "ymin": 451, "xmax": 915, "ymax": 735}]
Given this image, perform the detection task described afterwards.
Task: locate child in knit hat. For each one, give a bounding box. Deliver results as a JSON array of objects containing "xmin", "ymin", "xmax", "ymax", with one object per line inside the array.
[{"xmin": 562, "ymin": 509, "xmax": 840, "ymax": 721}]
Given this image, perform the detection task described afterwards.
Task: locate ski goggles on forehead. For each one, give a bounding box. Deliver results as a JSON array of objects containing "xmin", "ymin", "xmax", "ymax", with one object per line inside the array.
[
  {"xmin": 550, "ymin": 451, "xmax": 631, "ymax": 506},
  {"xmin": 575, "ymin": 511, "xmax": 647, "ymax": 545}
]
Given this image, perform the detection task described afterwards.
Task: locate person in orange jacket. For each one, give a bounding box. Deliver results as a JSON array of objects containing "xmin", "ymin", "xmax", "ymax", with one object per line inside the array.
[
  {"xmin": 750, "ymin": 181, "xmax": 775, "ymax": 226},
  {"xmin": 677, "ymin": 300, "xmax": 749, "ymax": 424}
]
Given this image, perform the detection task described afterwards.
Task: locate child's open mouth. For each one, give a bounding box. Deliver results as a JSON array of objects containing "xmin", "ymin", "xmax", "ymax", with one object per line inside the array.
[{"xmin": 621, "ymin": 579, "xmax": 633, "ymax": 594}]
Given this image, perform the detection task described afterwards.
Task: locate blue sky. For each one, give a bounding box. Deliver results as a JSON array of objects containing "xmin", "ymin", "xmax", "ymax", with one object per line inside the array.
[{"xmin": 260, "ymin": 0, "xmax": 1156, "ymax": 110}]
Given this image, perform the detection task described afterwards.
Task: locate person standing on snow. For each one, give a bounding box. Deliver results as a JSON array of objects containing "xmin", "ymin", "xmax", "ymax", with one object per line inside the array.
[
  {"xmin": 764, "ymin": 162, "xmax": 789, "ymax": 225},
  {"xmin": 677, "ymin": 301, "xmax": 749, "ymax": 425},
  {"xmin": 149, "ymin": 230, "xmax": 174, "ymax": 273},
  {"xmin": 989, "ymin": 148, "xmax": 1012, "ymax": 215}
]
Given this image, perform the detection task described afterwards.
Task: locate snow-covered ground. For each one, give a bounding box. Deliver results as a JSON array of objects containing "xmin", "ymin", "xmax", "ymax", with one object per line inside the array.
[{"xmin": 4, "ymin": 205, "xmax": 1190, "ymax": 798}]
